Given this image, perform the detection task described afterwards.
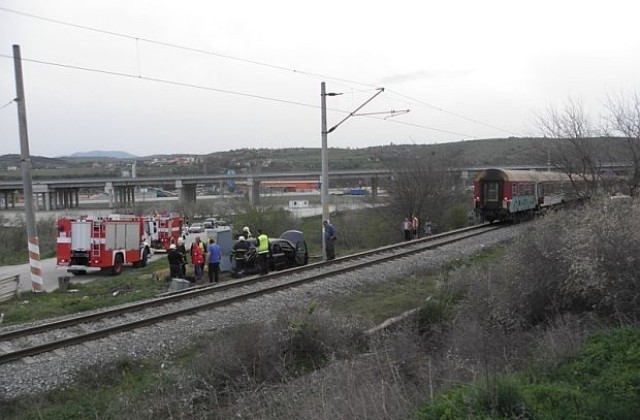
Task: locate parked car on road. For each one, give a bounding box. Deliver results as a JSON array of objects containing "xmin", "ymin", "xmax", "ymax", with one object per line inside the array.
[
  {"xmin": 205, "ymin": 218, "xmax": 229, "ymax": 228},
  {"xmin": 188, "ymin": 223, "xmax": 204, "ymax": 234}
]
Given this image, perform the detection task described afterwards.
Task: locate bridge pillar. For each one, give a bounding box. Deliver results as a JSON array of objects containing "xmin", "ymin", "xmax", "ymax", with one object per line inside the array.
[
  {"xmin": 114, "ymin": 188, "xmax": 119, "ymax": 206},
  {"xmin": 116, "ymin": 187, "xmax": 129, "ymax": 207},
  {"xmin": 127, "ymin": 186, "xmax": 135, "ymax": 206},
  {"xmin": 176, "ymin": 181, "xmax": 196, "ymax": 205},
  {"xmin": 0, "ymin": 191, "xmax": 17, "ymax": 209},
  {"xmin": 66, "ymin": 189, "xmax": 73, "ymax": 208},
  {"xmin": 52, "ymin": 190, "xmax": 59, "ymax": 209},
  {"xmin": 36, "ymin": 192, "xmax": 42, "ymax": 211}
]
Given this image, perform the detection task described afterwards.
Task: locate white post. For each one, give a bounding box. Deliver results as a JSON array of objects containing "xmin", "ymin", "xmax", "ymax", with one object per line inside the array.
[{"xmin": 13, "ymin": 45, "xmax": 43, "ymax": 292}]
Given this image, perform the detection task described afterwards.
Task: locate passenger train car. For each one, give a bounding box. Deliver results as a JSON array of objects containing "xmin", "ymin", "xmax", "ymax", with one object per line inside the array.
[{"xmin": 474, "ymin": 168, "xmax": 582, "ymax": 222}]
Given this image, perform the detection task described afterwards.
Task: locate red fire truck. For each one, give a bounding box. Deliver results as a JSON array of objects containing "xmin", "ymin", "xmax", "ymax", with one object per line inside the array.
[
  {"xmin": 144, "ymin": 212, "xmax": 184, "ymax": 252},
  {"xmin": 56, "ymin": 214, "xmax": 152, "ymax": 275}
]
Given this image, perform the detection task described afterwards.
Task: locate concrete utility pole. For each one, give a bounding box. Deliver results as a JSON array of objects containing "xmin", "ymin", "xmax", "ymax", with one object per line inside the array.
[
  {"xmin": 13, "ymin": 44, "xmax": 43, "ymax": 292},
  {"xmin": 321, "ymin": 82, "xmax": 330, "ymax": 260},
  {"xmin": 320, "ymin": 82, "xmax": 386, "ymax": 260}
]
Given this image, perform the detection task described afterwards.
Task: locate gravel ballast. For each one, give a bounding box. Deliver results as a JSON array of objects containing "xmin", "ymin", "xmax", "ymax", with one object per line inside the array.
[{"xmin": 0, "ymin": 224, "xmax": 524, "ymax": 399}]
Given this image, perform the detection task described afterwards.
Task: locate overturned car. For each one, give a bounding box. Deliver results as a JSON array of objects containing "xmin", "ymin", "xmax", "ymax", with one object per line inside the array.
[{"xmin": 231, "ymin": 230, "xmax": 308, "ymax": 277}]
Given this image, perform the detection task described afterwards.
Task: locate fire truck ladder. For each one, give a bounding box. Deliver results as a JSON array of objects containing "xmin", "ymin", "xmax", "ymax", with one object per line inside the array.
[
  {"xmin": 159, "ymin": 218, "xmax": 167, "ymax": 240},
  {"xmin": 92, "ymin": 220, "xmax": 102, "ymax": 258}
]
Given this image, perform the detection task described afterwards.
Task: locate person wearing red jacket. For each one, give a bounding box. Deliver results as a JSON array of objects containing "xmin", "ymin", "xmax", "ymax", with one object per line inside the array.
[{"xmin": 191, "ymin": 236, "xmax": 205, "ymax": 280}]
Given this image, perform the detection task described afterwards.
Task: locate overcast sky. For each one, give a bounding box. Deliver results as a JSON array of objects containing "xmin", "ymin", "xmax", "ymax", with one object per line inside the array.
[{"xmin": 1, "ymin": 0, "xmax": 639, "ymax": 158}]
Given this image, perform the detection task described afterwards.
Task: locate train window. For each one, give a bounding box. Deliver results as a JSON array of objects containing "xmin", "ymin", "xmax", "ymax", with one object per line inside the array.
[
  {"xmin": 519, "ymin": 183, "xmax": 532, "ymax": 196},
  {"xmin": 512, "ymin": 184, "xmax": 518, "ymax": 196},
  {"xmin": 484, "ymin": 182, "xmax": 499, "ymax": 201}
]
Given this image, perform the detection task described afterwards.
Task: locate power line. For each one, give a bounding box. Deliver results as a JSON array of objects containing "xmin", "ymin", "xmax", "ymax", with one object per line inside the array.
[
  {"xmin": 0, "ymin": 5, "xmax": 516, "ymax": 137},
  {"xmin": 0, "ymin": 98, "xmax": 16, "ymax": 109},
  {"xmin": 0, "ymin": 6, "xmax": 374, "ymax": 89},
  {"xmin": 386, "ymin": 88, "xmax": 521, "ymax": 136},
  {"xmin": 0, "ymin": 53, "xmax": 475, "ymax": 138},
  {"xmin": 0, "ymin": 53, "xmax": 318, "ymax": 110},
  {"xmin": 370, "ymin": 115, "xmax": 477, "ymax": 138}
]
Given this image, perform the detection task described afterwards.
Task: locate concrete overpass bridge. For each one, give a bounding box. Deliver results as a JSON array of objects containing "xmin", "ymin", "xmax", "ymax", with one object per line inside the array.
[
  {"xmin": 0, "ymin": 169, "xmax": 392, "ymax": 210},
  {"xmin": 2, "ymin": 163, "xmax": 629, "ymax": 211}
]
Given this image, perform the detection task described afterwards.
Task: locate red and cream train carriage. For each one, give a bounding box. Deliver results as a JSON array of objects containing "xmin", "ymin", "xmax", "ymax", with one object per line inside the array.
[{"xmin": 474, "ymin": 168, "xmax": 581, "ymax": 222}]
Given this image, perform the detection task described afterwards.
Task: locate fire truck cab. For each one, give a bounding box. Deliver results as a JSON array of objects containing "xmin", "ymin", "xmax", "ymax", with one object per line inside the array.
[
  {"xmin": 56, "ymin": 214, "xmax": 152, "ymax": 275},
  {"xmin": 144, "ymin": 212, "xmax": 184, "ymax": 252}
]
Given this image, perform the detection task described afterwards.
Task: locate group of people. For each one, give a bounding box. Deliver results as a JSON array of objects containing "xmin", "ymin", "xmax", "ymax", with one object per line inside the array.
[
  {"xmin": 168, "ymin": 219, "xmax": 340, "ymax": 282},
  {"xmin": 402, "ymin": 215, "xmax": 421, "ymax": 241},
  {"xmin": 229, "ymin": 227, "xmax": 270, "ymax": 276},
  {"xmin": 230, "ymin": 226, "xmax": 270, "ymax": 275},
  {"xmin": 167, "ymin": 225, "xmax": 272, "ymax": 283},
  {"xmin": 167, "ymin": 235, "xmax": 222, "ymax": 284},
  {"xmin": 402, "ymin": 214, "xmax": 437, "ymax": 240}
]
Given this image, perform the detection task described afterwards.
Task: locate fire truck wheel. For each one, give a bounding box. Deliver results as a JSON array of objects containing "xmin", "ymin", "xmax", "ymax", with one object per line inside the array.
[
  {"xmin": 136, "ymin": 248, "xmax": 150, "ymax": 268},
  {"xmin": 111, "ymin": 254, "xmax": 124, "ymax": 276}
]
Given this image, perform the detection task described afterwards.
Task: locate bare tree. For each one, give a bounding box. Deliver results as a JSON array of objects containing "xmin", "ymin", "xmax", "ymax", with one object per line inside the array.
[
  {"xmin": 381, "ymin": 148, "xmax": 459, "ymax": 231},
  {"xmin": 536, "ymin": 98, "xmax": 604, "ymax": 195},
  {"xmin": 605, "ymin": 92, "xmax": 640, "ymax": 196}
]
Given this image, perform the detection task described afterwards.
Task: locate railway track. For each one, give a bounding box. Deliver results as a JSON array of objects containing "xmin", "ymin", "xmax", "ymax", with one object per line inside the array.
[{"xmin": 0, "ymin": 223, "xmax": 504, "ymax": 365}]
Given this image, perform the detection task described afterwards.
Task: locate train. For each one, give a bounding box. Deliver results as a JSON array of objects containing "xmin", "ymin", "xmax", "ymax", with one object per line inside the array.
[{"xmin": 473, "ymin": 168, "xmax": 585, "ymax": 222}]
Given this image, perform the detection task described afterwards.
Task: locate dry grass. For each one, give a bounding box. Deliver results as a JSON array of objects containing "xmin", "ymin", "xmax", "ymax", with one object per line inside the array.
[{"xmin": 5, "ymin": 199, "xmax": 640, "ymax": 419}]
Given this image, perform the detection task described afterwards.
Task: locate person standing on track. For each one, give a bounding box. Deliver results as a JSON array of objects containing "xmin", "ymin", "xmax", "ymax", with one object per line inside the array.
[
  {"xmin": 412, "ymin": 214, "xmax": 420, "ymax": 239},
  {"xmin": 206, "ymin": 238, "xmax": 222, "ymax": 283},
  {"xmin": 256, "ymin": 228, "xmax": 269, "ymax": 275}
]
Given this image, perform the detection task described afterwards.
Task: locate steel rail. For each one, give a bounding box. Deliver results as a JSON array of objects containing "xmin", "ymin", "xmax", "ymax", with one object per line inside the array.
[
  {"xmin": 0, "ymin": 223, "xmax": 504, "ymax": 364},
  {"xmin": 0, "ymin": 223, "xmax": 496, "ymax": 342}
]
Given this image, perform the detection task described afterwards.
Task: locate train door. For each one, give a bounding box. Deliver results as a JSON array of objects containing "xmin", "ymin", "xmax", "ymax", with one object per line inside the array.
[{"xmin": 482, "ymin": 180, "xmax": 501, "ymax": 209}]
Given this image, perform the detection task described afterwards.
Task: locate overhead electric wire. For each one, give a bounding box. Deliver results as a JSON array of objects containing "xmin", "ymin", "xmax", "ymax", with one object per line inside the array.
[
  {"xmin": 0, "ymin": 53, "xmax": 318, "ymax": 110},
  {"xmin": 367, "ymin": 115, "xmax": 476, "ymax": 138},
  {"xmin": 0, "ymin": 5, "xmax": 512, "ymax": 138},
  {"xmin": 0, "ymin": 98, "xmax": 16, "ymax": 109},
  {"xmin": 385, "ymin": 88, "xmax": 520, "ymax": 136},
  {"xmin": 0, "ymin": 53, "xmax": 474, "ymax": 139},
  {"xmin": 0, "ymin": 6, "xmax": 370, "ymax": 89}
]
